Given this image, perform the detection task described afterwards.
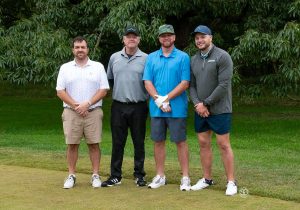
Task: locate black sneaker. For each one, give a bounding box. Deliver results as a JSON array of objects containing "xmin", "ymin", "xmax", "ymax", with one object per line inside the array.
[
  {"xmin": 101, "ymin": 177, "xmax": 121, "ymax": 187},
  {"xmin": 135, "ymin": 177, "xmax": 147, "ymax": 187}
]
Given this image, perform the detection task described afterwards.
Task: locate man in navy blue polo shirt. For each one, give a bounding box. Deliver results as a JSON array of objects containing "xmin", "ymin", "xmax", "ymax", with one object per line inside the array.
[{"xmin": 143, "ymin": 24, "xmax": 191, "ymax": 191}]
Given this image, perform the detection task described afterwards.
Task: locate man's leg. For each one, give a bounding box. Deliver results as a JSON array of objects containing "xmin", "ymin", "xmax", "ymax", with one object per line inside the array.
[
  {"xmin": 110, "ymin": 102, "xmax": 128, "ymax": 179},
  {"xmin": 176, "ymin": 141, "xmax": 189, "ymax": 177},
  {"xmin": 216, "ymin": 133, "xmax": 235, "ymax": 181},
  {"xmin": 129, "ymin": 103, "xmax": 147, "ymax": 178},
  {"xmin": 67, "ymin": 144, "xmax": 80, "ymax": 174},
  {"xmin": 87, "ymin": 143, "xmax": 100, "ymax": 174},
  {"xmin": 197, "ymin": 131, "xmax": 213, "ymax": 179},
  {"xmin": 154, "ymin": 141, "xmax": 166, "ymax": 176}
]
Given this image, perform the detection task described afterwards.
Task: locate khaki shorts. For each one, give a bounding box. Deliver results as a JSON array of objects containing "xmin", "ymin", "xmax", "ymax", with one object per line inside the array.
[{"xmin": 62, "ymin": 108, "xmax": 103, "ymax": 144}]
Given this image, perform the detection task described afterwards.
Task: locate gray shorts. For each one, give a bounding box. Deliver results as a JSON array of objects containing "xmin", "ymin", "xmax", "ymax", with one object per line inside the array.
[{"xmin": 150, "ymin": 117, "xmax": 186, "ymax": 143}]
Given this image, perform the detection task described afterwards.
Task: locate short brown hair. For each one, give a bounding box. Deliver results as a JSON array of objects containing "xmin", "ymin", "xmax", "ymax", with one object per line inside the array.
[{"xmin": 72, "ymin": 36, "xmax": 88, "ymax": 48}]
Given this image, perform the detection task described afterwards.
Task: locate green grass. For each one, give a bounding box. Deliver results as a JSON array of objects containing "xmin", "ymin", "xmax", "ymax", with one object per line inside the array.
[
  {"xmin": 0, "ymin": 95, "xmax": 299, "ymax": 204},
  {"xmin": 1, "ymin": 165, "xmax": 299, "ymax": 210}
]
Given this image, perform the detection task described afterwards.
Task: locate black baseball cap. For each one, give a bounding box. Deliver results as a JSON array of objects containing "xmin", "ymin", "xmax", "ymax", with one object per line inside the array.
[{"xmin": 124, "ymin": 26, "xmax": 140, "ymax": 36}]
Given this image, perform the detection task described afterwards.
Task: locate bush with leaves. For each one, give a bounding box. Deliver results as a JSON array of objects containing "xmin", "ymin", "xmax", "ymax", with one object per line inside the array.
[{"xmin": 0, "ymin": 0, "xmax": 299, "ymax": 98}]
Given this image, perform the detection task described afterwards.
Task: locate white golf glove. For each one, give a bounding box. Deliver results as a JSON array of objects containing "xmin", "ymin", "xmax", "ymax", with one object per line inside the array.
[
  {"xmin": 154, "ymin": 95, "xmax": 168, "ymax": 108},
  {"xmin": 162, "ymin": 102, "xmax": 170, "ymax": 109}
]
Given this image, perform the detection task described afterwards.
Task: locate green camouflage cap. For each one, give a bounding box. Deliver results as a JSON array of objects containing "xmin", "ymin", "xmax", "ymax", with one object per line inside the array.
[{"xmin": 158, "ymin": 24, "xmax": 175, "ymax": 36}]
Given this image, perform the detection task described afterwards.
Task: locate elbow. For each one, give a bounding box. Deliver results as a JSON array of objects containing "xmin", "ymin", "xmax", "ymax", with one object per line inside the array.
[
  {"xmin": 183, "ymin": 81, "xmax": 190, "ymax": 90},
  {"xmin": 56, "ymin": 90, "xmax": 63, "ymax": 98},
  {"xmin": 102, "ymin": 90, "xmax": 108, "ymax": 97}
]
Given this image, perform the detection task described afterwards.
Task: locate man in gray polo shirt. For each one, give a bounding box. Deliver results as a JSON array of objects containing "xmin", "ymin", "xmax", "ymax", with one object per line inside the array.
[
  {"xmin": 189, "ymin": 25, "xmax": 237, "ymax": 195},
  {"xmin": 102, "ymin": 26, "xmax": 148, "ymax": 187}
]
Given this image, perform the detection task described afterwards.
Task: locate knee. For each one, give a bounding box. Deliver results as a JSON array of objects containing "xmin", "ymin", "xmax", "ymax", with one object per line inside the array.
[
  {"xmin": 89, "ymin": 144, "xmax": 99, "ymax": 152},
  {"xmin": 198, "ymin": 138, "xmax": 210, "ymax": 149},
  {"xmin": 217, "ymin": 141, "xmax": 231, "ymax": 151}
]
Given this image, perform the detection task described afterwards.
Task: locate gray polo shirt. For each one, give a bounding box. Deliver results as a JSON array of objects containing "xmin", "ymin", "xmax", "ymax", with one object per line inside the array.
[
  {"xmin": 107, "ymin": 48, "xmax": 148, "ymax": 102},
  {"xmin": 190, "ymin": 45, "xmax": 233, "ymax": 115}
]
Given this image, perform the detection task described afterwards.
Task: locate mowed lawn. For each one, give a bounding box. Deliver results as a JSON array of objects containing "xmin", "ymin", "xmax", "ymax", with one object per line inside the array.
[{"xmin": 0, "ymin": 95, "xmax": 299, "ymax": 209}]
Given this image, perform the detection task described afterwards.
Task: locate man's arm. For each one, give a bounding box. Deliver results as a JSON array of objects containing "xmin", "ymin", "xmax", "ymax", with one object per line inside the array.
[
  {"xmin": 57, "ymin": 90, "xmax": 77, "ymax": 109},
  {"xmin": 144, "ymin": 80, "xmax": 158, "ymax": 99},
  {"xmin": 166, "ymin": 80, "xmax": 189, "ymax": 102},
  {"xmin": 203, "ymin": 53, "xmax": 233, "ymax": 106},
  {"xmin": 190, "ymin": 71, "xmax": 209, "ymax": 117},
  {"xmin": 75, "ymin": 88, "xmax": 108, "ymax": 115},
  {"xmin": 144, "ymin": 80, "xmax": 189, "ymax": 101}
]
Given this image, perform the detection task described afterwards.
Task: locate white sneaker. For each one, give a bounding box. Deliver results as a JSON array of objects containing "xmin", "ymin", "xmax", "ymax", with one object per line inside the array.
[
  {"xmin": 148, "ymin": 175, "xmax": 166, "ymax": 189},
  {"xmin": 225, "ymin": 181, "xmax": 237, "ymax": 196},
  {"xmin": 180, "ymin": 176, "xmax": 191, "ymax": 191},
  {"xmin": 91, "ymin": 174, "xmax": 101, "ymax": 188},
  {"xmin": 63, "ymin": 174, "xmax": 76, "ymax": 189},
  {"xmin": 191, "ymin": 178, "xmax": 213, "ymax": 191}
]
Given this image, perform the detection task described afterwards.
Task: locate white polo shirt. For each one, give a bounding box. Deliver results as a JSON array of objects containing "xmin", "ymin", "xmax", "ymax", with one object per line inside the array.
[{"xmin": 56, "ymin": 59, "xmax": 109, "ymax": 108}]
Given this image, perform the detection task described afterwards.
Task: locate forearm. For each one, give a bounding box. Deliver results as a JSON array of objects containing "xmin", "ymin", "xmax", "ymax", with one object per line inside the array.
[
  {"xmin": 190, "ymin": 75, "xmax": 201, "ymax": 105},
  {"xmin": 204, "ymin": 84, "xmax": 228, "ymax": 105},
  {"xmin": 89, "ymin": 89, "xmax": 108, "ymax": 106},
  {"xmin": 57, "ymin": 90, "xmax": 77, "ymax": 108},
  {"xmin": 144, "ymin": 81, "xmax": 158, "ymax": 99},
  {"xmin": 167, "ymin": 80, "xmax": 189, "ymax": 101}
]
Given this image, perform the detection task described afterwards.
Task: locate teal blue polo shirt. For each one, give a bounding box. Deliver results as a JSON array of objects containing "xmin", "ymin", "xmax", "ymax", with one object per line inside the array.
[{"xmin": 143, "ymin": 47, "xmax": 190, "ymax": 117}]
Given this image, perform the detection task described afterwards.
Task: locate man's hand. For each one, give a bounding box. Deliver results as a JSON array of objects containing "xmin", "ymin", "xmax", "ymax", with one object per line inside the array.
[
  {"xmin": 154, "ymin": 95, "xmax": 168, "ymax": 108},
  {"xmin": 195, "ymin": 102, "xmax": 210, "ymax": 117},
  {"xmin": 74, "ymin": 101, "xmax": 90, "ymax": 116},
  {"xmin": 161, "ymin": 101, "xmax": 171, "ymax": 112}
]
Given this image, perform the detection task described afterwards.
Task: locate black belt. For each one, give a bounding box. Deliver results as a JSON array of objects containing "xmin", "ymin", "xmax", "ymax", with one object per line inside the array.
[
  {"xmin": 88, "ymin": 107, "xmax": 100, "ymax": 112},
  {"xmin": 113, "ymin": 100, "xmax": 146, "ymax": 105}
]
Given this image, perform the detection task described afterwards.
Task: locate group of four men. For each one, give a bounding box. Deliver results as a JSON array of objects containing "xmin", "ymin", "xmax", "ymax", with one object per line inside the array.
[{"xmin": 56, "ymin": 24, "xmax": 237, "ymax": 196}]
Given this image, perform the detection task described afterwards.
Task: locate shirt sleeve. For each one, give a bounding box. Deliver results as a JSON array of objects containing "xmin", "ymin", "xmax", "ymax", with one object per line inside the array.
[
  {"xmin": 98, "ymin": 63, "xmax": 110, "ymax": 90},
  {"xmin": 142, "ymin": 56, "xmax": 153, "ymax": 81},
  {"xmin": 181, "ymin": 54, "xmax": 190, "ymax": 81},
  {"xmin": 56, "ymin": 65, "xmax": 65, "ymax": 90},
  {"xmin": 204, "ymin": 52, "xmax": 233, "ymax": 106},
  {"xmin": 189, "ymin": 68, "xmax": 200, "ymax": 105},
  {"xmin": 106, "ymin": 55, "xmax": 114, "ymax": 80}
]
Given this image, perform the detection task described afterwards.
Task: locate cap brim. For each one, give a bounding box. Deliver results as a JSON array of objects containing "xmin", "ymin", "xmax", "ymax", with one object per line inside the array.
[{"xmin": 124, "ymin": 32, "xmax": 139, "ymax": 36}]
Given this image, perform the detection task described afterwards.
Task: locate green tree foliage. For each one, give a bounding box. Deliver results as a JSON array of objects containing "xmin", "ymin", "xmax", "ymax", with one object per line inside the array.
[{"xmin": 0, "ymin": 0, "xmax": 299, "ymax": 97}]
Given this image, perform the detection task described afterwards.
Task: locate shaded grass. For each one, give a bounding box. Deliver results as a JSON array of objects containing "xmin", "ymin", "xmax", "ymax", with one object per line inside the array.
[{"xmin": 0, "ymin": 96, "xmax": 300, "ymax": 202}]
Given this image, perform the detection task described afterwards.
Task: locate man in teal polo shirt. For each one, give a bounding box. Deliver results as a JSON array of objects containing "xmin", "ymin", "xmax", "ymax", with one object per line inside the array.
[{"xmin": 143, "ymin": 24, "xmax": 191, "ymax": 191}]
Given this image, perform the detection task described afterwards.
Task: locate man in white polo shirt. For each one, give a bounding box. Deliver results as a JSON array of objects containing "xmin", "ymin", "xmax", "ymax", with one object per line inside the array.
[{"xmin": 56, "ymin": 36, "xmax": 109, "ymax": 189}]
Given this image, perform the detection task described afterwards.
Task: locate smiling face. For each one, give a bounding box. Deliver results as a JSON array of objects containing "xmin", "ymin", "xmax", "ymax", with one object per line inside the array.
[
  {"xmin": 194, "ymin": 33, "xmax": 212, "ymax": 51},
  {"xmin": 72, "ymin": 40, "xmax": 89, "ymax": 61},
  {"xmin": 123, "ymin": 33, "xmax": 140, "ymax": 49},
  {"xmin": 159, "ymin": 33, "xmax": 176, "ymax": 49}
]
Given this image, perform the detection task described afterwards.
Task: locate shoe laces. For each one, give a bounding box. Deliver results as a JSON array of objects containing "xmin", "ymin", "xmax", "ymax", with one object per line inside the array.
[
  {"xmin": 227, "ymin": 181, "xmax": 236, "ymax": 187},
  {"xmin": 181, "ymin": 177, "xmax": 190, "ymax": 185},
  {"xmin": 153, "ymin": 175, "xmax": 164, "ymax": 183},
  {"xmin": 65, "ymin": 174, "xmax": 75, "ymax": 183},
  {"xmin": 92, "ymin": 174, "xmax": 100, "ymax": 181}
]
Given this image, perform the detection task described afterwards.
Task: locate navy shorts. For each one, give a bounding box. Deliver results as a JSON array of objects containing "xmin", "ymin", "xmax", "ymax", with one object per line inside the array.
[
  {"xmin": 194, "ymin": 113, "xmax": 232, "ymax": 135},
  {"xmin": 151, "ymin": 117, "xmax": 186, "ymax": 143}
]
